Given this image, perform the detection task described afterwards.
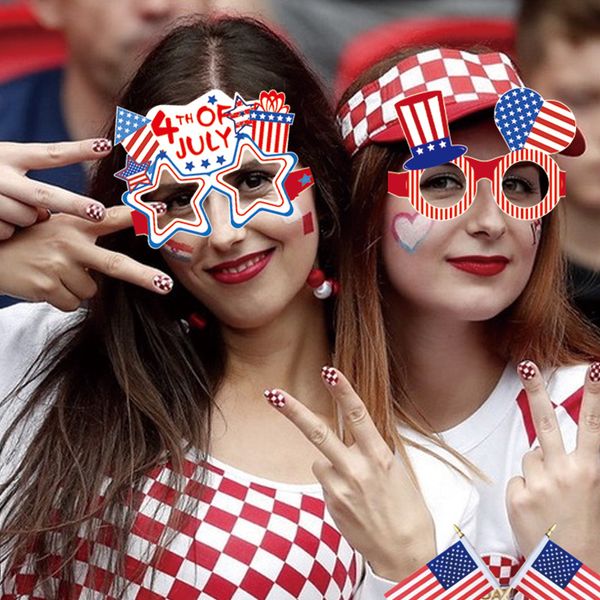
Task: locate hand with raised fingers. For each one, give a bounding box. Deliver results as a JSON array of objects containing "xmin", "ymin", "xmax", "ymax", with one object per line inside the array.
[
  {"xmin": 507, "ymin": 360, "xmax": 600, "ymax": 571},
  {"xmin": 264, "ymin": 366, "xmax": 436, "ymax": 582},
  {"xmin": 0, "ymin": 139, "xmax": 113, "ymax": 240},
  {"xmin": 0, "ymin": 205, "xmax": 173, "ymax": 312}
]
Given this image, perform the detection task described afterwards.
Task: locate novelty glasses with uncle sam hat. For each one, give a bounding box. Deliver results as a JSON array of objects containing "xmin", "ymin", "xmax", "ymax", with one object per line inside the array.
[{"xmin": 337, "ymin": 49, "xmax": 585, "ymax": 221}]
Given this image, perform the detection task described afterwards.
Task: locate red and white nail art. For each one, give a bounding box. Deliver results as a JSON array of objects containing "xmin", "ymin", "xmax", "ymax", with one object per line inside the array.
[
  {"xmin": 321, "ymin": 366, "xmax": 338, "ymax": 386},
  {"xmin": 149, "ymin": 201, "xmax": 168, "ymax": 216},
  {"xmin": 264, "ymin": 389, "xmax": 285, "ymax": 408},
  {"xmin": 517, "ymin": 360, "xmax": 536, "ymax": 381},
  {"xmin": 92, "ymin": 139, "xmax": 112, "ymax": 153},
  {"xmin": 590, "ymin": 362, "xmax": 600, "ymax": 383},
  {"xmin": 86, "ymin": 203, "xmax": 105, "ymax": 221},
  {"xmin": 153, "ymin": 274, "xmax": 173, "ymax": 292}
]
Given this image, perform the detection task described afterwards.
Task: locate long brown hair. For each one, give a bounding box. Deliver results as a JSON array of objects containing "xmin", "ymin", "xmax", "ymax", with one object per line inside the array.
[
  {"xmin": 0, "ymin": 17, "xmax": 349, "ymax": 596},
  {"xmin": 335, "ymin": 50, "xmax": 600, "ymax": 453}
]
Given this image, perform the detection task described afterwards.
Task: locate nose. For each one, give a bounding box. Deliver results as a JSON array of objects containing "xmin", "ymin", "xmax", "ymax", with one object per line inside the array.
[
  {"xmin": 133, "ymin": 0, "xmax": 178, "ymax": 21},
  {"xmin": 204, "ymin": 190, "xmax": 246, "ymax": 251},
  {"xmin": 465, "ymin": 179, "xmax": 507, "ymax": 241}
]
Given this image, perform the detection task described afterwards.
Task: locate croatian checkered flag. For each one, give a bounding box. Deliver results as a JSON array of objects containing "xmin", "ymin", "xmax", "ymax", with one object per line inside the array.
[
  {"xmin": 385, "ymin": 533, "xmax": 497, "ymax": 600},
  {"xmin": 494, "ymin": 88, "xmax": 577, "ymax": 154},
  {"xmin": 512, "ymin": 535, "xmax": 600, "ymax": 600},
  {"xmin": 114, "ymin": 106, "xmax": 160, "ymax": 163}
]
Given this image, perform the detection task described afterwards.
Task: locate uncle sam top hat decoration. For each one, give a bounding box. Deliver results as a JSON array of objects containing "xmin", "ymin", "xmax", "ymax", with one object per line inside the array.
[{"xmin": 395, "ymin": 90, "xmax": 467, "ymax": 170}]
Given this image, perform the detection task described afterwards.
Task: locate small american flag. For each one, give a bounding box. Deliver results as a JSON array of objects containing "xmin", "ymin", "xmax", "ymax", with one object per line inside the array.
[
  {"xmin": 114, "ymin": 106, "xmax": 159, "ymax": 163},
  {"xmin": 512, "ymin": 538, "xmax": 600, "ymax": 600},
  {"xmin": 114, "ymin": 156, "xmax": 151, "ymax": 191},
  {"xmin": 385, "ymin": 537, "xmax": 496, "ymax": 600},
  {"xmin": 494, "ymin": 88, "xmax": 576, "ymax": 155}
]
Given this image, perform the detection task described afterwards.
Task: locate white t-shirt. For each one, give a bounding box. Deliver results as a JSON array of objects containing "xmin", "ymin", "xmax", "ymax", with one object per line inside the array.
[
  {"xmin": 403, "ymin": 361, "xmax": 586, "ymax": 592},
  {"xmin": 0, "ymin": 302, "xmax": 478, "ymax": 598}
]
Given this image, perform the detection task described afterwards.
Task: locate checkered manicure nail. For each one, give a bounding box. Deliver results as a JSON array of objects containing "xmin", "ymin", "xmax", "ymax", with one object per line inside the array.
[
  {"xmin": 86, "ymin": 203, "xmax": 105, "ymax": 221},
  {"xmin": 590, "ymin": 362, "xmax": 600, "ymax": 383},
  {"xmin": 518, "ymin": 360, "xmax": 536, "ymax": 381},
  {"xmin": 92, "ymin": 139, "xmax": 112, "ymax": 153},
  {"xmin": 149, "ymin": 202, "xmax": 167, "ymax": 215},
  {"xmin": 264, "ymin": 389, "xmax": 285, "ymax": 408},
  {"xmin": 321, "ymin": 366, "xmax": 338, "ymax": 386},
  {"xmin": 153, "ymin": 274, "xmax": 173, "ymax": 292}
]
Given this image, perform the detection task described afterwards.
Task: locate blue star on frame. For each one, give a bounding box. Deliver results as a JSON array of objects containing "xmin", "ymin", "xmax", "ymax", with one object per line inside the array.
[{"xmin": 214, "ymin": 140, "xmax": 297, "ymax": 228}]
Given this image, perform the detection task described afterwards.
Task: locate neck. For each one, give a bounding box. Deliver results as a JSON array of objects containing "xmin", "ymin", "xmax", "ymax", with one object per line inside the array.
[
  {"xmin": 385, "ymin": 300, "xmax": 505, "ymax": 432},
  {"xmin": 219, "ymin": 289, "xmax": 332, "ymax": 417},
  {"xmin": 563, "ymin": 202, "xmax": 600, "ymax": 270},
  {"xmin": 62, "ymin": 62, "xmax": 114, "ymax": 142}
]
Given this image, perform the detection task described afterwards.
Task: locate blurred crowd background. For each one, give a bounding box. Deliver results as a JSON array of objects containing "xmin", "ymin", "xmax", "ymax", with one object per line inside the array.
[{"xmin": 0, "ymin": 0, "xmax": 598, "ymax": 327}]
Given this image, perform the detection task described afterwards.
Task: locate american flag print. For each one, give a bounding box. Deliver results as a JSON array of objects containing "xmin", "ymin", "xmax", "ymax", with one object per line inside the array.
[
  {"xmin": 249, "ymin": 90, "xmax": 294, "ymax": 154},
  {"xmin": 114, "ymin": 106, "xmax": 160, "ymax": 163},
  {"xmin": 114, "ymin": 156, "xmax": 152, "ymax": 191},
  {"xmin": 494, "ymin": 88, "xmax": 577, "ymax": 155},
  {"xmin": 512, "ymin": 539, "xmax": 600, "ymax": 600},
  {"xmin": 385, "ymin": 539, "xmax": 496, "ymax": 600}
]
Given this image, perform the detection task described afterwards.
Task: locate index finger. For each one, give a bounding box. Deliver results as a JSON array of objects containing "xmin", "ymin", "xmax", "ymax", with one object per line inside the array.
[
  {"xmin": 264, "ymin": 388, "xmax": 351, "ymax": 471},
  {"xmin": 320, "ymin": 366, "xmax": 391, "ymax": 457},
  {"xmin": 576, "ymin": 363, "xmax": 600, "ymax": 458},
  {"xmin": 517, "ymin": 360, "xmax": 565, "ymax": 460},
  {"xmin": 88, "ymin": 203, "xmax": 168, "ymax": 237},
  {"xmin": 7, "ymin": 139, "xmax": 112, "ymax": 171}
]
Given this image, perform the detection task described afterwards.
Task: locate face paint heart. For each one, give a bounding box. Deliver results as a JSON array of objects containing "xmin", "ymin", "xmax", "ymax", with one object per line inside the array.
[{"xmin": 392, "ymin": 212, "xmax": 433, "ymax": 253}]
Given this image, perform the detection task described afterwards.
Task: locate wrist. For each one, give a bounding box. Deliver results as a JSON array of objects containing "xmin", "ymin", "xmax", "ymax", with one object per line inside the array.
[{"xmin": 368, "ymin": 538, "xmax": 436, "ymax": 582}]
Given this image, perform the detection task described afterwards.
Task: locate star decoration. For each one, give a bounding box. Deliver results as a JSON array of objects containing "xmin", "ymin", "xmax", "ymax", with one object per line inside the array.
[
  {"xmin": 201, "ymin": 159, "xmax": 210, "ymax": 169},
  {"xmin": 126, "ymin": 162, "xmax": 210, "ymax": 248},
  {"xmin": 223, "ymin": 93, "xmax": 256, "ymax": 133},
  {"xmin": 185, "ymin": 161, "xmax": 194, "ymax": 171},
  {"xmin": 114, "ymin": 156, "xmax": 152, "ymax": 192},
  {"xmin": 214, "ymin": 140, "xmax": 296, "ymax": 227},
  {"xmin": 208, "ymin": 95, "xmax": 217, "ymax": 105},
  {"xmin": 216, "ymin": 155, "xmax": 225, "ymax": 165},
  {"xmin": 299, "ymin": 173, "xmax": 312, "ymax": 186},
  {"xmin": 157, "ymin": 150, "xmax": 168, "ymax": 159}
]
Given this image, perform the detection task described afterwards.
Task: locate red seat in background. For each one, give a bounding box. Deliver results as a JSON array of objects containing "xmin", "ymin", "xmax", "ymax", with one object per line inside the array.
[
  {"xmin": 0, "ymin": 3, "xmax": 66, "ymax": 84},
  {"xmin": 335, "ymin": 17, "xmax": 515, "ymax": 98}
]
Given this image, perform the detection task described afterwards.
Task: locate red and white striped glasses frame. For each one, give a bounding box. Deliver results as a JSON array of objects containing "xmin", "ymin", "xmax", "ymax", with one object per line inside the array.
[{"xmin": 388, "ymin": 149, "xmax": 566, "ymax": 221}]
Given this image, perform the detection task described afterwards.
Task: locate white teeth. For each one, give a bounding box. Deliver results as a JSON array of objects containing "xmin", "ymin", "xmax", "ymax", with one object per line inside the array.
[{"xmin": 218, "ymin": 252, "xmax": 267, "ymax": 274}]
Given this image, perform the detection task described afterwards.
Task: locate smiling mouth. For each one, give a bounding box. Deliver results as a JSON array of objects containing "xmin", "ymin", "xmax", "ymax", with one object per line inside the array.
[{"xmin": 206, "ymin": 248, "xmax": 275, "ymax": 284}]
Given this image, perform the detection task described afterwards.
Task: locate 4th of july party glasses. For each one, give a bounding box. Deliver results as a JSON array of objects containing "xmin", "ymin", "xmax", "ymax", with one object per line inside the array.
[{"xmin": 388, "ymin": 149, "xmax": 566, "ymax": 221}]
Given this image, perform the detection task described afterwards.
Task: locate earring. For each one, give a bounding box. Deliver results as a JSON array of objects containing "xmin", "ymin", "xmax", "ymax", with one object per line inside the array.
[
  {"xmin": 180, "ymin": 312, "xmax": 207, "ymax": 333},
  {"xmin": 306, "ymin": 268, "xmax": 339, "ymax": 299}
]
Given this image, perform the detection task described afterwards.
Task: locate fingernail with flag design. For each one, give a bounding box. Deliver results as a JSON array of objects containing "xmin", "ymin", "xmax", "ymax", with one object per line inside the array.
[
  {"xmin": 589, "ymin": 362, "xmax": 600, "ymax": 383},
  {"xmin": 264, "ymin": 389, "xmax": 285, "ymax": 408},
  {"xmin": 86, "ymin": 203, "xmax": 106, "ymax": 221},
  {"xmin": 517, "ymin": 360, "xmax": 537, "ymax": 381},
  {"xmin": 92, "ymin": 139, "xmax": 112, "ymax": 153},
  {"xmin": 149, "ymin": 202, "xmax": 167, "ymax": 216},
  {"xmin": 153, "ymin": 274, "xmax": 173, "ymax": 293},
  {"xmin": 321, "ymin": 366, "xmax": 338, "ymax": 386}
]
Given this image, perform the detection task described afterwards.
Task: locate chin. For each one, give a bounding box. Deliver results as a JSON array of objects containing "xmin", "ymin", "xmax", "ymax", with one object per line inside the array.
[{"xmin": 210, "ymin": 298, "xmax": 289, "ymax": 330}]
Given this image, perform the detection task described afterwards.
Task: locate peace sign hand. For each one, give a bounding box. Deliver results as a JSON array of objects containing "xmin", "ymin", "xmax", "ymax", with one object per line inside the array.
[
  {"xmin": 0, "ymin": 206, "xmax": 173, "ymax": 312},
  {"xmin": 264, "ymin": 366, "xmax": 436, "ymax": 582},
  {"xmin": 506, "ymin": 360, "xmax": 600, "ymax": 570},
  {"xmin": 0, "ymin": 139, "xmax": 114, "ymax": 239}
]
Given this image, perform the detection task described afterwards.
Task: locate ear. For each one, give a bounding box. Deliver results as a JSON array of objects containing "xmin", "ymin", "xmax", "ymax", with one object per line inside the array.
[{"xmin": 27, "ymin": 0, "xmax": 66, "ymax": 30}]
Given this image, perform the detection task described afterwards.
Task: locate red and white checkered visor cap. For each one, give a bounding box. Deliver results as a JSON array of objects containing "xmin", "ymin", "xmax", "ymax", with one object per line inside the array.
[{"xmin": 337, "ymin": 48, "xmax": 585, "ymax": 157}]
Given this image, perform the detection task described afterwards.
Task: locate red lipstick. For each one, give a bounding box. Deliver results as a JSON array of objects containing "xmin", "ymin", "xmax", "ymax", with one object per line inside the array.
[
  {"xmin": 207, "ymin": 248, "xmax": 274, "ymax": 284},
  {"xmin": 447, "ymin": 255, "xmax": 509, "ymax": 277}
]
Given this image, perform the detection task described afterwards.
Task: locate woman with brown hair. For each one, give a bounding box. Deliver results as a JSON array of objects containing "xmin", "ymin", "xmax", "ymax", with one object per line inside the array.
[
  {"xmin": 334, "ymin": 46, "xmax": 600, "ymax": 586},
  {"xmin": 0, "ymin": 18, "xmax": 476, "ymax": 599}
]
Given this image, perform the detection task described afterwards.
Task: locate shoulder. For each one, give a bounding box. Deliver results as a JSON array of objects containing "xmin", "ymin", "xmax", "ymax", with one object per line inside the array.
[
  {"xmin": 0, "ymin": 302, "xmax": 85, "ymax": 399},
  {"xmin": 404, "ymin": 442, "xmax": 478, "ymax": 553},
  {"xmin": 0, "ymin": 68, "xmax": 63, "ymax": 141}
]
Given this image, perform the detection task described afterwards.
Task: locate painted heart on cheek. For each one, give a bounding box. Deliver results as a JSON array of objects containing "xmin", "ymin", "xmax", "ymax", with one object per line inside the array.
[{"xmin": 392, "ymin": 212, "xmax": 433, "ymax": 253}]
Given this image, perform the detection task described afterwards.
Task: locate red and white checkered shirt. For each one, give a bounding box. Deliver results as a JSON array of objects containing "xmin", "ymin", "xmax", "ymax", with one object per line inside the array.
[{"xmin": 2, "ymin": 453, "xmax": 362, "ymax": 599}]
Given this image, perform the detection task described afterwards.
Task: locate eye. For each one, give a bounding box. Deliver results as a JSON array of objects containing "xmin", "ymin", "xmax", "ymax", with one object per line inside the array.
[
  {"xmin": 503, "ymin": 177, "xmax": 535, "ymax": 194},
  {"xmin": 164, "ymin": 189, "xmax": 196, "ymax": 212},
  {"xmin": 421, "ymin": 174, "xmax": 464, "ymax": 191},
  {"xmin": 235, "ymin": 170, "xmax": 272, "ymax": 192}
]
